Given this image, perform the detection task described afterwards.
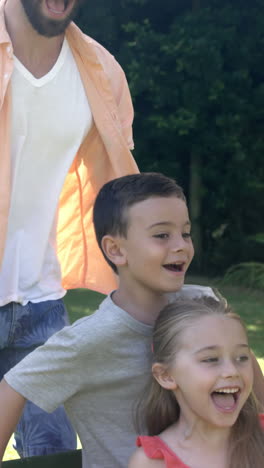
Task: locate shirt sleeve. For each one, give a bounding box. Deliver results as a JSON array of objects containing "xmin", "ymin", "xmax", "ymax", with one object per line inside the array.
[
  {"xmin": 136, "ymin": 436, "xmax": 164, "ymax": 459},
  {"xmin": 100, "ymin": 51, "xmax": 134, "ymax": 150},
  {"xmin": 136, "ymin": 436, "xmax": 188, "ymax": 467},
  {"xmin": 4, "ymin": 320, "xmax": 90, "ymax": 413},
  {"xmin": 112, "ymin": 59, "xmax": 134, "ymax": 150}
]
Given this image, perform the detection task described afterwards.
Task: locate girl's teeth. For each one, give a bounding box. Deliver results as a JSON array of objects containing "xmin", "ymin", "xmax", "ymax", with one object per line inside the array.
[{"xmin": 215, "ymin": 388, "xmax": 239, "ymax": 394}]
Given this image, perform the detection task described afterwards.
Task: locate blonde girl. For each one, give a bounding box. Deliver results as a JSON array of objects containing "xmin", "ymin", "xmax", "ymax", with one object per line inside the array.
[{"xmin": 129, "ymin": 297, "xmax": 264, "ymax": 468}]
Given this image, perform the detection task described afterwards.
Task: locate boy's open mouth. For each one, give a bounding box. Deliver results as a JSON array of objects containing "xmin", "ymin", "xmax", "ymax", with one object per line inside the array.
[
  {"xmin": 163, "ymin": 263, "xmax": 184, "ymax": 272},
  {"xmin": 211, "ymin": 387, "xmax": 240, "ymax": 411}
]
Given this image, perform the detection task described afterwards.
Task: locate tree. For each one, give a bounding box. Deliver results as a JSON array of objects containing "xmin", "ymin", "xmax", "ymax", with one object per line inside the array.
[
  {"xmin": 121, "ymin": 2, "xmax": 264, "ymax": 273},
  {"xmin": 75, "ymin": 0, "xmax": 264, "ymax": 274}
]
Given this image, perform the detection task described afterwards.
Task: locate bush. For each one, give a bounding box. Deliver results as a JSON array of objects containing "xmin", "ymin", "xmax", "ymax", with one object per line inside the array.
[{"xmin": 222, "ymin": 262, "xmax": 264, "ymax": 290}]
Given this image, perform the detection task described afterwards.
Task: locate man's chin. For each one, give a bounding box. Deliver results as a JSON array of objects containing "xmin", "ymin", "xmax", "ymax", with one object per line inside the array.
[{"xmin": 21, "ymin": 0, "xmax": 81, "ymax": 37}]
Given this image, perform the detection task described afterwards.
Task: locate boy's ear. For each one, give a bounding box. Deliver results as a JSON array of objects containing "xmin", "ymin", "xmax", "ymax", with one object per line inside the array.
[
  {"xmin": 101, "ymin": 235, "xmax": 127, "ymax": 268},
  {"xmin": 152, "ymin": 363, "xmax": 177, "ymax": 390}
]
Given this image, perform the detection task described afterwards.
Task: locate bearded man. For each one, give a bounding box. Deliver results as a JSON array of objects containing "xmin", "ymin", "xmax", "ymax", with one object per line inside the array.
[{"xmin": 0, "ymin": 0, "xmax": 138, "ymax": 458}]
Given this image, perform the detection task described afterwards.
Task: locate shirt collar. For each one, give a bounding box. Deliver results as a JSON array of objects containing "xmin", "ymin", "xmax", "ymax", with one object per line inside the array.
[
  {"xmin": 0, "ymin": 0, "xmax": 12, "ymax": 45},
  {"xmin": 66, "ymin": 22, "xmax": 100, "ymax": 66},
  {"xmin": 0, "ymin": 3, "xmax": 100, "ymax": 67}
]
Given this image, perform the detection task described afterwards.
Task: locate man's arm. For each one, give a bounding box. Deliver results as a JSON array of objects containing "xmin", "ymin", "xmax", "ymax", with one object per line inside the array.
[{"xmin": 0, "ymin": 379, "xmax": 26, "ymax": 461}]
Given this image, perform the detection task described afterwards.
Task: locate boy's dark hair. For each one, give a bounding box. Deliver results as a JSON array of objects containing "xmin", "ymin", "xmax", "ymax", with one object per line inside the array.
[{"xmin": 93, "ymin": 172, "xmax": 186, "ymax": 273}]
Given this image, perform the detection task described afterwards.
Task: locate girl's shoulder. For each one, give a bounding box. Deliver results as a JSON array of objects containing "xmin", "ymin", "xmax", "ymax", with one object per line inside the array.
[
  {"xmin": 128, "ymin": 444, "xmax": 164, "ymax": 467},
  {"xmin": 134, "ymin": 435, "xmax": 190, "ymax": 467},
  {"xmin": 260, "ymin": 414, "xmax": 264, "ymax": 429}
]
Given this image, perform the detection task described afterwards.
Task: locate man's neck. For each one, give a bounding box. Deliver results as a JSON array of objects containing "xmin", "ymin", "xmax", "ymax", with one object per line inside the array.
[{"xmin": 4, "ymin": 0, "xmax": 64, "ymax": 78}]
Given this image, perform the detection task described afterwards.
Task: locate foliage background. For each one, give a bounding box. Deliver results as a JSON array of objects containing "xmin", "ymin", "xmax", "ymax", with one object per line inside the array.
[{"xmin": 75, "ymin": 0, "xmax": 264, "ymax": 278}]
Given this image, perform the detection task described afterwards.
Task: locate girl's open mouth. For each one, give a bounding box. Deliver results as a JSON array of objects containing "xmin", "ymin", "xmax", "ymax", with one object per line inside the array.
[{"xmin": 211, "ymin": 387, "xmax": 240, "ymax": 412}]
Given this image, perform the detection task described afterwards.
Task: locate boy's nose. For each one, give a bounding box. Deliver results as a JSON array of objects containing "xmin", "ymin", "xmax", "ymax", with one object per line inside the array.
[{"xmin": 171, "ymin": 236, "xmax": 187, "ymax": 252}]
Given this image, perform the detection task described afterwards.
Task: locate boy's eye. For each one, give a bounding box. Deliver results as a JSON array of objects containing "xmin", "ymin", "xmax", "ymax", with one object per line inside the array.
[{"xmin": 153, "ymin": 233, "xmax": 169, "ymax": 239}]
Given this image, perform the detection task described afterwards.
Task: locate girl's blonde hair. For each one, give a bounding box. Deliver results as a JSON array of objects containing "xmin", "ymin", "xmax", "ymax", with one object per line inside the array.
[{"xmin": 138, "ymin": 294, "xmax": 264, "ymax": 468}]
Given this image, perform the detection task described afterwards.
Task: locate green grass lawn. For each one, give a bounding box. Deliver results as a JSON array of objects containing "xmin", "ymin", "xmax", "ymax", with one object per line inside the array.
[{"xmin": 3, "ymin": 280, "xmax": 264, "ymax": 460}]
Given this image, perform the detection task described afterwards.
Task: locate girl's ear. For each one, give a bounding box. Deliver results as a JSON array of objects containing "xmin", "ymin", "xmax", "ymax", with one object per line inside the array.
[
  {"xmin": 101, "ymin": 235, "xmax": 127, "ymax": 268},
  {"xmin": 152, "ymin": 363, "xmax": 177, "ymax": 390}
]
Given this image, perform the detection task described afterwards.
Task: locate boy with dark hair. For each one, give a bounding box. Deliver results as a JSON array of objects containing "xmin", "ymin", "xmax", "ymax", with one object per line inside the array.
[
  {"xmin": 0, "ymin": 173, "xmax": 261, "ymax": 467},
  {"xmin": 93, "ymin": 173, "xmax": 186, "ymax": 273}
]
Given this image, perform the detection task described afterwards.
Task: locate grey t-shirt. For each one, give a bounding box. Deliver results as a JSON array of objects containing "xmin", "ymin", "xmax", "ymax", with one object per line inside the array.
[{"xmin": 5, "ymin": 285, "xmax": 216, "ymax": 467}]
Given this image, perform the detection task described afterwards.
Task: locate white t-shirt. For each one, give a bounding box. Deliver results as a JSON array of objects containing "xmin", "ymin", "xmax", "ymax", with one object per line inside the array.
[{"xmin": 0, "ymin": 38, "xmax": 93, "ymax": 305}]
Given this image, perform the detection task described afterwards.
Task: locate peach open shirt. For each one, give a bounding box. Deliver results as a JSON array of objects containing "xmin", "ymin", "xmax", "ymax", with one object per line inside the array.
[{"xmin": 0, "ymin": 0, "xmax": 139, "ymax": 295}]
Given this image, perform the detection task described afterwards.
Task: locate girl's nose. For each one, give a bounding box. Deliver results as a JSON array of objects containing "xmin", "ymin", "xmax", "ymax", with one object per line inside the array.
[{"xmin": 221, "ymin": 359, "xmax": 239, "ymax": 378}]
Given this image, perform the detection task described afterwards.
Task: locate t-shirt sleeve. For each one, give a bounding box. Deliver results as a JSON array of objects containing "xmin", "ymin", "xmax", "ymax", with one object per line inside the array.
[{"xmin": 4, "ymin": 319, "xmax": 91, "ymax": 413}]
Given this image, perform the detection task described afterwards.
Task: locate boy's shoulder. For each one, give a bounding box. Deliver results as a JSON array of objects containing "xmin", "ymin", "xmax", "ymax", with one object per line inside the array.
[
  {"xmin": 64, "ymin": 285, "xmax": 217, "ymax": 351},
  {"xmin": 168, "ymin": 284, "xmax": 218, "ymax": 302},
  {"xmin": 69, "ymin": 294, "xmax": 119, "ymax": 333},
  {"xmin": 66, "ymin": 294, "xmax": 141, "ymax": 349}
]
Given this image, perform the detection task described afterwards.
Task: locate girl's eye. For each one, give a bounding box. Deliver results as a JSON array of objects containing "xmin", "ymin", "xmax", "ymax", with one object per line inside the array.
[
  {"xmin": 182, "ymin": 232, "xmax": 192, "ymax": 239},
  {"xmin": 236, "ymin": 355, "xmax": 249, "ymax": 363},
  {"xmin": 153, "ymin": 233, "xmax": 169, "ymax": 239},
  {"xmin": 201, "ymin": 357, "xmax": 219, "ymax": 363}
]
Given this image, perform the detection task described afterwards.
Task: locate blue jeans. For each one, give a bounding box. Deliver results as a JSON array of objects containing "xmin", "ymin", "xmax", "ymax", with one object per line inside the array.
[{"xmin": 0, "ymin": 299, "xmax": 77, "ymax": 457}]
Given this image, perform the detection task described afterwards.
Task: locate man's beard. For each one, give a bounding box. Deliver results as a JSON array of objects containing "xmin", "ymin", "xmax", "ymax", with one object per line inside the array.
[{"xmin": 20, "ymin": 0, "xmax": 82, "ymax": 37}]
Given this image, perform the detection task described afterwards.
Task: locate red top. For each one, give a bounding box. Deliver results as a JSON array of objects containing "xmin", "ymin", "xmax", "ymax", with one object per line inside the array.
[
  {"xmin": 137, "ymin": 415, "xmax": 264, "ymax": 467},
  {"xmin": 137, "ymin": 435, "xmax": 189, "ymax": 467}
]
